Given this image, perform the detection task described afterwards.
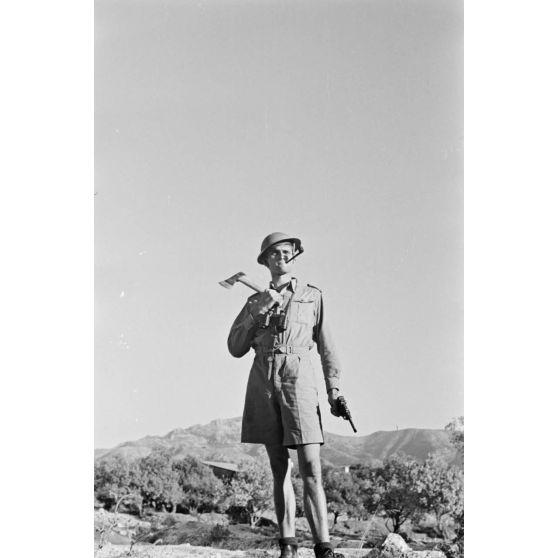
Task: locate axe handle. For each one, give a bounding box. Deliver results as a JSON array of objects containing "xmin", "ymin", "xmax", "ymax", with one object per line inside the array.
[{"xmin": 237, "ymin": 276, "xmax": 265, "ymax": 293}]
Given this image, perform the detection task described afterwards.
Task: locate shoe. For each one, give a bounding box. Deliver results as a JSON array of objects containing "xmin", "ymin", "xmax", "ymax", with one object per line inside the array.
[{"xmin": 314, "ymin": 544, "xmax": 345, "ymax": 558}]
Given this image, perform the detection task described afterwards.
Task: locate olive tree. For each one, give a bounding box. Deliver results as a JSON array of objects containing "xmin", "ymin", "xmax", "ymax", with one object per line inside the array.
[
  {"xmin": 226, "ymin": 459, "xmax": 273, "ymax": 527},
  {"xmin": 372, "ymin": 455, "xmax": 423, "ymax": 533},
  {"xmin": 445, "ymin": 416, "xmax": 464, "ymax": 457},
  {"xmin": 323, "ymin": 466, "xmax": 365, "ymax": 524},
  {"xmin": 172, "ymin": 456, "xmax": 226, "ymax": 514},
  {"xmin": 94, "ymin": 455, "xmax": 143, "ymax": 514},
  {"xmin": 138, "ymin": 450, "xmax": 182, "ymax": 513},
  {"xmin": 416, "ymin": 453, "xmax": 464, "ymax": 538}
]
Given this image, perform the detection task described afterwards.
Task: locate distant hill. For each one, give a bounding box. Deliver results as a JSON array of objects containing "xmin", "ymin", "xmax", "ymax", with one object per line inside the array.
[
  {"xmin": 322, "ymin": 428, "xmax": 458, "ymax": 467},
  {"xmin": 96, "ymin": 417, "xmax": 459, "ymax": 468}
]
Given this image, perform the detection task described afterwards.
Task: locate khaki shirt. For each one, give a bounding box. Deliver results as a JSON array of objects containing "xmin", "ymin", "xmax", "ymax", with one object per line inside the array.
[{"xmin": 227, "ymin": 278, "xmax": 341, "ymax": 392}]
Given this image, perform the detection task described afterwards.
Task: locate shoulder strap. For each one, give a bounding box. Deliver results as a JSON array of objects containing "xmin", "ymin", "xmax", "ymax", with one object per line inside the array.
[{"xmin": 307, "ymin": 283, "xmax": 322, "ymax": 293}]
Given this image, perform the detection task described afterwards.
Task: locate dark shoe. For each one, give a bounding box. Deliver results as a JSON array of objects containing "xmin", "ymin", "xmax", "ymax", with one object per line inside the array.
[
  {"xmin": 316, "ymin": 550, "xmax": 345, "ymax": 558},
  {"xmin": 314, "ymin": 543, "xmax": 345, "ymax": 558},
  {"xmin": 279, "ymin": 537, "xmax": 298, "ymax": 558}
]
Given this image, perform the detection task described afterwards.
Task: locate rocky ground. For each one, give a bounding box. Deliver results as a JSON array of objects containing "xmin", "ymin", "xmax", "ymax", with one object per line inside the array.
[
  {"xmin": 94, "ymin": 539, "xmax": 452, "ymax": 558},
  {"xmin": 95, "ymin": 543, "xmax": 371, "ymax": 558},
  {"xmin": 94, "ymin": 511, "xmax": 458, "ymax": 558}
]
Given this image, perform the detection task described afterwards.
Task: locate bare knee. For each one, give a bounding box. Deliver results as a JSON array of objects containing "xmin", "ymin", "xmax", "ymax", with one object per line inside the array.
[
  {"xmin": 270, "ymin": 458, "xmax": 291, "ymax": 482},
  {"xmin": 300, "ymin": 459, "xmax": 323, "ymax": 488},
  {"xmin": 266, "ymin": 445, "xmax": 291, "ymax": 482}
]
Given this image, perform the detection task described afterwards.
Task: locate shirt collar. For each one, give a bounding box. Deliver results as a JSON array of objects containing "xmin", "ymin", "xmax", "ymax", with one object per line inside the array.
[{"xmin": 270, "ymin": 277, "xmax": 297, "ymax": 293}]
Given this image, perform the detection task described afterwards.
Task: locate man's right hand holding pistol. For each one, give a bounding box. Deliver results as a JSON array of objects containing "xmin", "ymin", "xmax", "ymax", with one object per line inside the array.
[{"xmin": 329, "ymin": 391, "xmax": 357, "ymax": 433}]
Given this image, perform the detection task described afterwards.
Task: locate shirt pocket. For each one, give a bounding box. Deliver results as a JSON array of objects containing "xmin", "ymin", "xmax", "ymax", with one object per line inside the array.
[{"xmin": 291, "ymin": 299, "xmax": 315, "ymax": 325}]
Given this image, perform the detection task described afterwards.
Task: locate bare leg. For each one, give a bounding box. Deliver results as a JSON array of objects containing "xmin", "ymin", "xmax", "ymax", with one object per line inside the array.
[
  {"xmin": 265, "ymin": 444, "xmax": 296, "ymax": 538},
  {"xmin": 296, "ymin": 443, "xmax": 329, "ymax": 543}
]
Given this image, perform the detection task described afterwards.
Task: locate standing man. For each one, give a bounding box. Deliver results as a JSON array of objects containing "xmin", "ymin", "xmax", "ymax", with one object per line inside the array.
[{"xmin": 227, "ymin": 232, "xmax": 344, "ymax": 558}]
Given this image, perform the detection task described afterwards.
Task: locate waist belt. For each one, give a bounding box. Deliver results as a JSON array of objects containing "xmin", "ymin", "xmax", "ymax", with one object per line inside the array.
[{"xmin": 257, "ymin": 344, "xmax": 313, "ymax": 355}]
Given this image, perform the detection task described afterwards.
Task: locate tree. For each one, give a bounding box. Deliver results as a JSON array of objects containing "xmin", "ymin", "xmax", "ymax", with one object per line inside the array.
[
  {"xmin": 226, "ymin": 459, "xmax": 273, "ymax": 527},
  {"xmin": 322, "ymin": 467, "xmax": 365, "ymax": 524},
  {"xmin": 94, "ymin": 456, "xmax": 143, "ymax": 514},
  {"xmin": 416, "ymin": 453, "xmax": 464, "ymax": 538},
  {"xmin": 138, "ymin": 450, "xmax": 182, "ymax": 513},
  {"xmin": 372, "ymin": 455, "xmax": 422, "ymax": 533},
  {"xmin": 351, "ymin": 464, "xmax": 380, "ymax": 518},
  {"xmin": 445, "ymin": 416, "xmax": 464, "ymax": 457},
  {"xmin": 172, "ymin": 457, "xmax": 226, "ymax": 514}
]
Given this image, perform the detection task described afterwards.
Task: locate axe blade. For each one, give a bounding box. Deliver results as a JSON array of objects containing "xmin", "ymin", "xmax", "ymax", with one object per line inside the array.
[
  {"xmin": 218, "ymin": 271, "xmax": 246, "ymax": 290},
  {"xmin": 218, "ymin": 271, "xmax": 264, "ymax": 293}
]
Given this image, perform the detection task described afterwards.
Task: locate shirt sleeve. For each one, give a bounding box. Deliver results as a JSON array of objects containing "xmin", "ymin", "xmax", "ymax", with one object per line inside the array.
[
  {"xmin": 227, "ymin": 299, "xmax": 258, "ymax": 358},
  {"xmin": 313, "ymin": 293, "xmax": 341, "ymax": 391}
]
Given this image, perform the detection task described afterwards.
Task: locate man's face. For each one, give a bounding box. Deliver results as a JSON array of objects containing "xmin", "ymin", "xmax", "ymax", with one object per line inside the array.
[{"xmin": 265, "ymin": 242, "xmax": 295, "ymax": 274}]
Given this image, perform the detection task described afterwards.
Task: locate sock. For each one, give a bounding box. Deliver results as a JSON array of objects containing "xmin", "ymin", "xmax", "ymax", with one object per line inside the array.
[{"xmin": 279, "ymin": 537, "xmax": 298, "ymax": 547}]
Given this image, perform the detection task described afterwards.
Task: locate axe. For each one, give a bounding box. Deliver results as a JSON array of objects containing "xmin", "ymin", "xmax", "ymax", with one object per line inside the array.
[{"xmin": 219, "ymin": 272, "xmax": 264, "ymax": 293}]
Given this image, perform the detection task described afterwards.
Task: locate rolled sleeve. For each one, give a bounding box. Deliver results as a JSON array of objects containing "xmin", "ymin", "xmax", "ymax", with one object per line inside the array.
[
  {"xmin": 314, "ymin": 294, "xmax": 341, "ymax": 392},
  {"xmin": 227, "ymin": 302, "xmax": 257, "ymax": 358}
]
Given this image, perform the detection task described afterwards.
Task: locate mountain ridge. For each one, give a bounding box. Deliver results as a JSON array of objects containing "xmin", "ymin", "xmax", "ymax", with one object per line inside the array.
[{"xmin": 96, "ymin": 417, "xmax": 459, "ymax": 467}]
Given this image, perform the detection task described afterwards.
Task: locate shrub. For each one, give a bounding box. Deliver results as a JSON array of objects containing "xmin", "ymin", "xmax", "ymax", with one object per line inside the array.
[{"xmin": 207, "ymin": 523, "xmax": 231, "ymax": 544}]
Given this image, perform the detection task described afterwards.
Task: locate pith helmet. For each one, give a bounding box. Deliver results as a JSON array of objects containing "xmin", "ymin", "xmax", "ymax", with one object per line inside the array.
[{"xmin": 257, "ymin": 232, "xmax": 303, "ymax": 265}]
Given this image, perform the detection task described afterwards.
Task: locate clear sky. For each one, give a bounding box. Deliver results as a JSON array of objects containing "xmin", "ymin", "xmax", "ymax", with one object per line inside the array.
[{"xmin": 95, "ymin": 0, "xmax": 463, "ymax": 449}]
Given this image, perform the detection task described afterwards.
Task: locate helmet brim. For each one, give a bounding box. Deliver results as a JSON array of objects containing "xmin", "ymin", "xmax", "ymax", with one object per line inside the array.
[{"xmin": 257, "ymin": 237, "xmax": 302, "ymax": 265}]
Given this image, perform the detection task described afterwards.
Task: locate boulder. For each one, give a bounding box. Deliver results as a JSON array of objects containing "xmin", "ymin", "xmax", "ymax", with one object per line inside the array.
[
  {"xmin": 379, "ymin": 533, "xmax": 410, "ymax": 557},
  {"xmin": 363, "ymin": 534, "xmax": 448, "ymax": 558}
]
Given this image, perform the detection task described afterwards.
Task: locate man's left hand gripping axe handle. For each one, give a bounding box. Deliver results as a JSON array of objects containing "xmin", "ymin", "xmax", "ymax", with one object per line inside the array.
[{"xmin": 219, "ymin": 272, "xmax": 265, "ymax": 293}]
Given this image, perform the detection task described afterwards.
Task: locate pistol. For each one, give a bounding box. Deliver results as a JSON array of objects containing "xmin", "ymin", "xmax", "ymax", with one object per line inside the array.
[{"xmin": 333, "ymin": 396, "xmax": 357, "ymax": 433}]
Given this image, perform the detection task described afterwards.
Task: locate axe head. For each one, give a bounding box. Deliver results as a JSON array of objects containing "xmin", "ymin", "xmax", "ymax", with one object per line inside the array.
[{"xmin": 219, "ymin": 271, "xmax": 246, "ymax": 290}]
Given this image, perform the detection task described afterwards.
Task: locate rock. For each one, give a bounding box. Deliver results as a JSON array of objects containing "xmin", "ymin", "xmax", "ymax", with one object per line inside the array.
[
  {"xmin": 379, "ymin": 533, "xmax": 410, "ymax": 557},
  {"xmin": 407, "ymin": 552, "xmax": 446, "ymax": 558},
  {"xmin": 259, "ymin": 509, "xmax": 278, "ymax": 526},
  {"xmin": 295, "ymin": 517, "xmax": 311, "ymax": 532},
  {"xmin": 340, "ymin": 540, "xmax": 367, "ymax": 549},
  {"xmin": 336, "ymin": 550, "xmax": 372, "ymax": 558}
]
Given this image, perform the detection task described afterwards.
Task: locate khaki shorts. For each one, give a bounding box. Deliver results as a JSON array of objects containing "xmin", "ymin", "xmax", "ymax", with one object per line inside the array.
[{"xmin": 241, "ymin": 352, "xmax": 324, "ymax": 448}]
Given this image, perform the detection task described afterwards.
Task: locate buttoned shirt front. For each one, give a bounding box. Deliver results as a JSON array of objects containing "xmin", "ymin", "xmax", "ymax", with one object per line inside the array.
[
  {"xmin": 227, "ymin": 277, "xmax": 341, "ymax": 392},
  {"xmin": 228, "ymin": 277, "xmax": 341, "ymax": 446}
]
